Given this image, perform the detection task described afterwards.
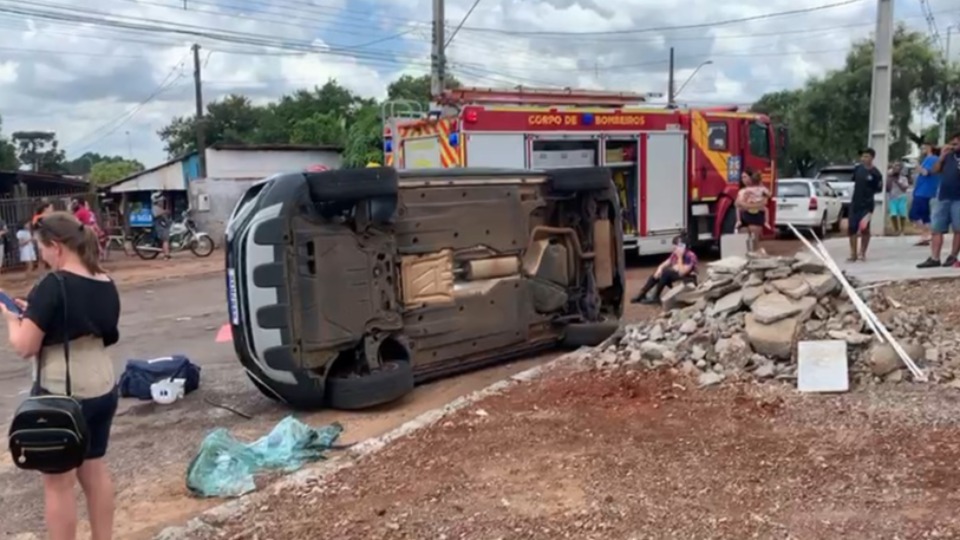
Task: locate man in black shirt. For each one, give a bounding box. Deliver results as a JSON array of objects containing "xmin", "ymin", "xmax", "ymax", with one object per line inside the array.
[{"xmin": 847, "ymin": 147, "xmax": 883, "ymax": 261}]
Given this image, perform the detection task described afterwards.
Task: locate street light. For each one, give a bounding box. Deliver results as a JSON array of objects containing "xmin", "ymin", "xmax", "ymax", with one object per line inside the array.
[{"xmin": 674, "ymin": 60, "xmax": 714, "ymax": 100}]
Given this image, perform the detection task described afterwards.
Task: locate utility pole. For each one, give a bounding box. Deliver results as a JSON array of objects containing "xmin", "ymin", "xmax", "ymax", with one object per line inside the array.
[
  {"xmin": 430, "ymin": 0, "xmax": 445, "ymax": 102},
  {"xmin": 192, "ymin": 43, "xmax": 207, "ymax": 178},
  {"xmin": 867, "ymin": 0, "xmax": 894, "ymax": 236},
  {"xmin": 667, "ymin": 47, "xmax": 676, "ymax": 108},
  {"xmin": 939, "ymin": 26, "xmax": 956, "ymax": 146}
]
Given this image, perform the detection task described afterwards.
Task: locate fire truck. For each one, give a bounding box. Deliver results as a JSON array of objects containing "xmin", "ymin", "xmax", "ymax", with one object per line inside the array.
[{"xmin": 382, "ymin": 87, "xmax": 785, "ymax": 255}]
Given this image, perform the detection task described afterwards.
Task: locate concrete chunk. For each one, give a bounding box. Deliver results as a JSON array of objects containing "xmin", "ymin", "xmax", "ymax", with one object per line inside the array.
[
  {"xmin": 797, "ymin": 340, "xmax": 849, "ymax": 393},
  {"xmin": 771, "ymin": 276, "xmax": 812, "ymax": 300},
  {"xmin": 750, "ymin": 293, "xmax": 802, "ymax": 324},
  {"xmin": 709, "ymin": 256, "xmax": 748, "ymax": 274},
  {"xmin": 745, "ymin": 313, "xmax": 802, "ymax": 359}
]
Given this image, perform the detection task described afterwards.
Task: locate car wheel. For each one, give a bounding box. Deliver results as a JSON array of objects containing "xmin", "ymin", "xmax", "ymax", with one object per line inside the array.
[
  {"xmin": 561, "ymin": 320, "xmax": 621, "ymax": 348},
  {"xmin": 548, "ymin": 167, "xmax": 614, "ymax": 192},
  {"xmin": 306, "ymin": 167, "xmax": 399, "ymax": 203},
  {"xmin": 325, "ymin": 360, "xmax": 414, "ymax": 411},
  {"xmin": 830, "ymin": 213, "xmax": 842, "ymax": 232},
  {"xmin": 816, "ymin": 213, "xmax": 828, "ymax": 238}
]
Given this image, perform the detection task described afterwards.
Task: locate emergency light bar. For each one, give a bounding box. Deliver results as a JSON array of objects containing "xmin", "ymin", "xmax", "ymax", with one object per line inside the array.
[{"xmin": 441, "ymin": 86, "xmax": 648, "ymax": 107}]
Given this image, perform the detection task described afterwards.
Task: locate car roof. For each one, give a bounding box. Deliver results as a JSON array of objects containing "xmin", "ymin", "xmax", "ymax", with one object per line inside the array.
[{"xmin": 817, "ymin": 165, "xmax": 857, "ymax": 173}]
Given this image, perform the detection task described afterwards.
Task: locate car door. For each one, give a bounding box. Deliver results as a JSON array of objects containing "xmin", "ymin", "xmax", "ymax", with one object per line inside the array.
[
  {"xmin": 821, "ymin": 183, "xmax": 841, "ymax": 223},
  {"xmin": 775, "ymin": 181, "xmax": 810, "ymax": 224}
]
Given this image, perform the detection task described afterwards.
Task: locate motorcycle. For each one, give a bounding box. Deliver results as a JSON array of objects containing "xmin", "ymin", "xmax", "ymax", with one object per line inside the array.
[{"xmin": 133, "ymin": 209, "xmax": 215, "ymax": 259}]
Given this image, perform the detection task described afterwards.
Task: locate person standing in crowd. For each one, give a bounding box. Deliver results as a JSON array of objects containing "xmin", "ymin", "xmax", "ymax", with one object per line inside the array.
[
  {"xmin": 17, "ymin": 220, "xmax": 36, "ymax": 275},
  {"xmin": 735, "ymin": 170, "xmax": 771, "ymax": 253},
  {"xmin": 1, "ymin": 212, "xmax": 121, "ymax": 540},
  {"xmin": 631, "ymin": 235, "xmax": 698, "ymax": 304},
  {"xmin": 917, "ymin": 133, "xmax": 960, "ymax": 268},
  {"xmin": 911, "ymin": 143, "xmax": 941, "ymax": 246},
  {"xmin": 32, "ymin": 200, "xmax": 53, "ymax": 227},
  {"xmin": 848, "ymin": 148, "xmax": 883, "ymax": 262},
  {"xmin": 886, "ymin": 162, "xmax": 910, "ymax": 235},
  {"xmin": 151, "ymin": 192, "xmax": 171, "ymax": 260}
]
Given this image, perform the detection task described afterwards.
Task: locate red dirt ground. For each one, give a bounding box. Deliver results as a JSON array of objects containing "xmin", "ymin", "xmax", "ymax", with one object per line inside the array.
[{"xmin": 208, "ymin": 365, "xmax": 960, "ymax": 540}]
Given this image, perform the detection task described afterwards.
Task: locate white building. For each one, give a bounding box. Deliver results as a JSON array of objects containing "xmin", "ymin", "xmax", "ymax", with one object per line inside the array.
[{"xmin": 108, "ymin": 143, "xmax": 343, "ymax": 238}]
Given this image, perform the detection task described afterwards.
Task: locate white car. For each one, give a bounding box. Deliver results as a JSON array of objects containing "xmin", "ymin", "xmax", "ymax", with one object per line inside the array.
[{"xmin": 774, "ymin": 178, "xmax": 843, "ymax": 237}]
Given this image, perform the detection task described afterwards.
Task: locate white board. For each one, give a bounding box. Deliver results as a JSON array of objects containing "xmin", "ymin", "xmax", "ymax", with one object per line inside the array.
[
  {"xmin": 720, "ymin": 232, "xmax": 749, "ymax": 258},
  {"xmin": 797, "ymin": 340, "xmax": 849, "ymax": 393}
]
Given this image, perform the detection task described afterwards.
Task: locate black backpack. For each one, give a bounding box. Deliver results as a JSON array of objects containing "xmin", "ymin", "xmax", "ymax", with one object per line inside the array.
[{"xmin": 8, "ymin": 272, "xmax": 89, "ymax": 474}]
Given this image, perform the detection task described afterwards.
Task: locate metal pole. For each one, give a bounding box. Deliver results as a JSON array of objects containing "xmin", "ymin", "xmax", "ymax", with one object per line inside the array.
[
  {"xmin": 939, "ymin": 27, "xmax": 955, "ymax": 146},
  {"xmin": 868, "ymin": 0, "xmax": 893, "ymax": 236},
  {"xmin": 192, "ymin": 43, "xmax": 207, "ymax": 178},
  {"xmin": 667, "ymin": 47, "xmax": 675, "ymax": 108},
  {"xmin": 430, "ymin": 0, "xmax": 445, "ymax": 101}
]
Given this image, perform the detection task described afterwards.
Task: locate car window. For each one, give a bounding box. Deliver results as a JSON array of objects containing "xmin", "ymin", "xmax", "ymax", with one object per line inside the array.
[
  {"xmin": 748, "ymin": 122, "xmax": 770, "ymax": 159},
  {"xmin": 707, "ymin": 122, "xmax": 728, "ymax": 151},
  {"xmin": 776, "ymin": 182, "xmax": 810, "ymax": 198},
  {"xmin": 815, "ymin": 169, "xmax": 855, "ymax": 183}
]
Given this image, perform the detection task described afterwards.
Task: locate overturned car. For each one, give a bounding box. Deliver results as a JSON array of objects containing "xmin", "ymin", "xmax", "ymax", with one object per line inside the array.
[{"xmin": 225, "ymin": 166, "xmax": 626, "ymax": 410}]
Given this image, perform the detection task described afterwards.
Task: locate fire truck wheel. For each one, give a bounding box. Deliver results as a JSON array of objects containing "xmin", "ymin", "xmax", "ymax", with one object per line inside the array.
[
  {"xmin": 306, "ymin": 167, "xmax": 399, "ymax": 203},
  {"xmin": 547, "ymin": 168, "xmax": 614, "ymax": 193}
]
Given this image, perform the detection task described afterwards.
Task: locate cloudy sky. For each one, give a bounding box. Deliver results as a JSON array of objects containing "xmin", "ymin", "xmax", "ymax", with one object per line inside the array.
[{"xmin": 0, "ymin": 0, "xmax": 958, "ymax": 166}]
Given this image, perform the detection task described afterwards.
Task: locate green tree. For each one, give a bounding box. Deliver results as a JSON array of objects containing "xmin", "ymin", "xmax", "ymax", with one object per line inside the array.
[
  {"xmin": 750, "ymin": 89, "xmax": 818, "ymax": 176},
  {"xmin": 88, "ymin": 159, "xmax": 144, "ymax": 185},
  {"xmin": 289, "ymin": 113, "xmax": 346, "ymax": 145},
  {"xmin": 158, "ymin": 94, "xmax": 264, "ymax": 157},
  {"xmin": 0, "ymin": 114, "xmax": 16, "ymax": 170},
  {"xmin": 12, "ymin": 131, "xmax": 66, "ymax": 173},
  {"xmin": 63, "ymin": 152, "xmax": 144, "ymax": 175},
  {"xmin": 342, "ymin": 103, "xmax": 384, "ymax": 167},
  {"xmin": 387, "ymin": 74, "xmax": 462, "ymax": 105},
  {"xmin": 753, "ymin": 25, "xmax": 954, "ymax": 173}
]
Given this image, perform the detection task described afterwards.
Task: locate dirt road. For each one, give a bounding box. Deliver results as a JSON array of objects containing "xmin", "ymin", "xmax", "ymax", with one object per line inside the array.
[
  {"xmin": 0, "ymin": 277, "xmax": 557, "ymax": 538},
  {"xmin": 0, "ymin": 239, "xmax": 810, "ymax": 537},
  {"xmin": 209, "ymin": 368, "xmax": 960, "ymax": 540}
]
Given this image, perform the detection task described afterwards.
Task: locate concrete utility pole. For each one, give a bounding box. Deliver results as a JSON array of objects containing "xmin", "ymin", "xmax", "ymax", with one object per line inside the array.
[
  {"xmin": 667, "ymin": 47, "xmax": 676, "ymax": 108},
  {"xmin": 867, "ymin": 0, "xmax": 894, "ymax": 236},
  {"xmin": 939, "ymin": 26, "xmax": 956, "ymax": 146},
  {"xmin": 430, "ymin": 0, "xmax": 446, "ymax": 102},
  {"xmin": 192, "ymin": 43, "xmax": 207, "ymax": 178}
]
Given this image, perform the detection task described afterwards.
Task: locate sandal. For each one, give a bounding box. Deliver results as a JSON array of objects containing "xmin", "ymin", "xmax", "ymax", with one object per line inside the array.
[{"xmin": 846, "ymin": 255, "xmax": 858, "ymax": 263}]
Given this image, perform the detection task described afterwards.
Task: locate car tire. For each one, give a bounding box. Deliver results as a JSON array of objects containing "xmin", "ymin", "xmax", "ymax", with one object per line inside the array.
[
  {"xmin": 548, "ymin": 167, "xmax": 613, "ymax": 192},
  {"xmin": 307, "ymin": 167, "xmax": 399, "ymax": 203},
  {"xmin": 561, "ymin": 320, "xmax": 621, "ymax": 348},
  {"xmin": 816, "ymin": 213, "xmax": 828, "ymax": 239},
  {"xmin": 830, "ymin": 214, "xmax": 842, "ymax": 232},
  {"xmin": 325, "ymin": 360, "xmax": 414, "ymax": 411}
]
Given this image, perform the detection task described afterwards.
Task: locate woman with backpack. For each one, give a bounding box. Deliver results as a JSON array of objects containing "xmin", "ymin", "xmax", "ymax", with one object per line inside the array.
[{"xmin": 2, "ymin": 212, "xmax": 121, "ymax": 540}]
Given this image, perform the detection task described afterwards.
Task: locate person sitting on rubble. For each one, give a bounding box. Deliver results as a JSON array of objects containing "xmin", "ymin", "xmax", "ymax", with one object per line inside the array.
[{"xmin": 630, "ymin": 235, "xmax": 698, "ymax": 305}]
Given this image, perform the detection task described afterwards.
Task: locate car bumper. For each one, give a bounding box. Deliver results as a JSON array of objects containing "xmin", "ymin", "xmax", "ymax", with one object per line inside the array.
[{"xmin": 225, "ymin": 173, "xmax": 305, "ymax": 388}]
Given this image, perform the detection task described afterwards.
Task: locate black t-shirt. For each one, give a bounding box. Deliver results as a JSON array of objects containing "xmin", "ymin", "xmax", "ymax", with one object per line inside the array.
[
  {"xmin": 850, "ymin": 164, "xmax": 883, "ymax": 211},
  {"xmin": 24, "ymin": 272, "xmax": 121, "ymax": 348}
]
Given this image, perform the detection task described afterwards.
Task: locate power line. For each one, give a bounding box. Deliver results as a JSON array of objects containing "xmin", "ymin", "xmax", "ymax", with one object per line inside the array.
[
  {"xmin": 64, "ymin": 53, "xmax": 191, "ymax": 156},
  {"xmin": 454, "ymin": 0, "xmax": 866, "ymax": 36}
]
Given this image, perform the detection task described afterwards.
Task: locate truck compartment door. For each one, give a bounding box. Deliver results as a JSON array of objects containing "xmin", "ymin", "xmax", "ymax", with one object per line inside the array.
[
  {"xmin": 464, "ymin": 133, "xmax": 526, "ymax": 168},
  {"xmin": 403, "ymin": 136, "xmax": 442, "ymax": 168},
  {"xmin": 644, "ymin": 132, "xmax": 687, "ymax": 234}
]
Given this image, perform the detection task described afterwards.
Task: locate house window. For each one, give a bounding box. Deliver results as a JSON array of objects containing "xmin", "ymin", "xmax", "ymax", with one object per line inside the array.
[{"xmin": 707, "ymin": 122, "xmax": 728, "ymax": 151}]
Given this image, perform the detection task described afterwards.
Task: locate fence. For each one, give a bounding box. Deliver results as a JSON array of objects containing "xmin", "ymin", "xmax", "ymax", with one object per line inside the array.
[{"xmin": 0, "ymin": 192, "xmax": 102, "ymax": 270}]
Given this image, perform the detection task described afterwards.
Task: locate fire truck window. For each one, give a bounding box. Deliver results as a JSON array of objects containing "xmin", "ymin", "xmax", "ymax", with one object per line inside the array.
[
  {"xmin": 749, "ymin": 122, "xmax": 771, "ymax": 159},
  {"xmin": 707, "ymin": 122, "xmax": 727, "ymax": 151}
]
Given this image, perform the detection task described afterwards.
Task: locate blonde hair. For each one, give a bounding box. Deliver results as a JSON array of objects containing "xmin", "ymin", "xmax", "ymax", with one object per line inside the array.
[{"xmin": 34, "ymin": 211, "xmax": 102, "ymax": 275}]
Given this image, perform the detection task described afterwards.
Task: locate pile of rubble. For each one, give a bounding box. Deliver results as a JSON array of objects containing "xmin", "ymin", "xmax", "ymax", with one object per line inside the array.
[{"xmin": 594, "ymin": 252, "xmax": 960, "ymax": 387}]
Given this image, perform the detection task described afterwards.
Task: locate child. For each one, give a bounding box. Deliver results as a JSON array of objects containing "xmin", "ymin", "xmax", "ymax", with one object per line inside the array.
[
  {"xmin": 17, "ymin": 221, "xmax": 36, "ymax": 274},
  {"xmin": 735, "ymin": 170, "xmax": 771, "ymax": 253}
]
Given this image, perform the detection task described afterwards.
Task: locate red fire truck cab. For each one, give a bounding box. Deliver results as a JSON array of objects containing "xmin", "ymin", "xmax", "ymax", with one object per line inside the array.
[{"xmin": 383, "ymin": 87, "xmax": 784, "ymax": 256}]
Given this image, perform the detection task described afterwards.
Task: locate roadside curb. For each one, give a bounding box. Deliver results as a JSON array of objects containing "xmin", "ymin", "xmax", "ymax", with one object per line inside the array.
[{"xmin": 153, "ymin": 347, "xmax": 595, "ymax": 539}]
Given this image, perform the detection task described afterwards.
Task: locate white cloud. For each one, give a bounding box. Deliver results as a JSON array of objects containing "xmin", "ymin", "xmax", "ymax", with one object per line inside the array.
[{"xmin": 0, "ymin": 0, "xmax": 957, "ymax": 165}]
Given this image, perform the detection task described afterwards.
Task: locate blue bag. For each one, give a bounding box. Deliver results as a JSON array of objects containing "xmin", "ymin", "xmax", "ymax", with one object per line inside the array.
[{"xmin": 118, "ymin": 355, "xmax": 201, "ymax": 400}]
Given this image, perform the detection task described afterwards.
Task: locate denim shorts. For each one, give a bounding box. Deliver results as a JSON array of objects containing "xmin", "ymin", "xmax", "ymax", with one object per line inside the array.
[{"xmin": 931, "ymin": 199, "xmax": 960, "ymax": 234}]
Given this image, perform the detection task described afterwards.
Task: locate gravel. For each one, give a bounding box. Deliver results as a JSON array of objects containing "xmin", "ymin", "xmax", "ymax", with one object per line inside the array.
[{"xmin": 195, "ymin": 368, "xmax": 960, "ymax": 539}]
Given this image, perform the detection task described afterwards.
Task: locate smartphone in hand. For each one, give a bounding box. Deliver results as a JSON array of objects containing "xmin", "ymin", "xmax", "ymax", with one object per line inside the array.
[{"xmin": 0, "ymin": 292, "xmax": 22, "ymax": 315}]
